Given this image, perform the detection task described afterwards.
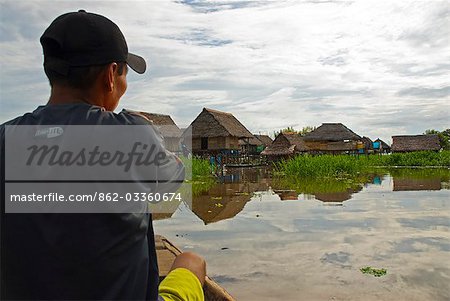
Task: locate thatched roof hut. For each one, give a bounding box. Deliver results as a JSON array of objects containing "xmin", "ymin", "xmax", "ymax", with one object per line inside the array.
[
  {"xmin": 303, "ymin": 123, "xmax": 362, "ymax": 153},
  {"xmin": 304, "ymin": 123, "xmax": 361, "ymax": 141},
  {"xmin": 240, "ymin": 134, "xmax": 273, "ymax": 154},
  {"xmin": 122, "ymin": 110, "xmax": 182, "ymax": 152},
  {"xmin": 261, "ymin": 132, "xmax": 308, "ymax": 157},
  {"xmin": 187, "ymin": 108, "xmax": 254, "ymax": 153},
  {"xmin": 254, "ymin": 135, "xmax": 273, "ymax": 147},
  {"xmin": 391, "ymin": 134, "xmax": 440, "ymax": 152},
  {"xmin": 239, "ymin": 135, "xmax": 263, "ymax": 154},
  {"xmin": 137, "ymin": 112, "xmax": 182, "ymax": 138},
  {"xmin": 189, "ymin": 108, "xmax": 253, "ymax": 139},
  {"xmin": 239, "ymin": 136, "xmax": 262, "ymax": 146},
  {"xmin": 374, "ymin": 138, "xmax": 391, "ymax": 153}
]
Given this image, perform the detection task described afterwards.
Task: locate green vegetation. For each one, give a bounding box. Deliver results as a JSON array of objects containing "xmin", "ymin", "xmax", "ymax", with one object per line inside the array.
[
  {"xmin": 180, "ymin": 156, "xmax": 212, "ymax": 179},
  {"xmin": 362, "ymin": 151, "xmax": 450, "ymax": 167},
  {"xmin": 191, "ymin": 156, "xmax": 212, "ymax": 179},
  {"xmin": 275, "ymin": 154, "xmax": 367, "ymax": 179},
  {"xmin": 360, "ymin": 266, "xmax": 387, "ymax": 277},
  {"xmin": 181, "ymin": 156, "xmax": 217, "ymax": 196},
  {"xmin": 272, "ymin": 174, "xmax": 375, "ymax": 195},
  {"xmin": 275, "ymin": 151, "xmax": 450, "ymax": 181},
  {"xmin": 388, "ymin": 167, "xmax": 450, "ymax": 182},
  {"xmin": 189, "ymin": 177, "xmax": 216, "ymax": 197},
  {"xmin": 273, "ymin": 126, "xmax": 316, "ymax": 138}
]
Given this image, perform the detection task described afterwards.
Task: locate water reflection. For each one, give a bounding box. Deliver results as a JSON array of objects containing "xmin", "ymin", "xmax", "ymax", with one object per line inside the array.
[
  {"xmin": 314, "ymin": 191, "xmax": 355, "ymax": 203},
  {"xmin": 272, "ymin": 173, "xmax": 375, "ymax": 204},
  {"xmin": 390, "ymin": 168, "xmax": 448, "ymax": 191},
  {"xmin": 154, "ymin": 168, "xmax": 450, "ymax": 222},
  {"xmin": 192, "ymin": 169, "xmax": 271, "ymax": 224},
  {"xmin": 272, "ymin": 168, "xmax": 449, "ymax": 203},
  {"xmin": 154, "ymin": 167, "xmax": 450, "ymax": 301}
]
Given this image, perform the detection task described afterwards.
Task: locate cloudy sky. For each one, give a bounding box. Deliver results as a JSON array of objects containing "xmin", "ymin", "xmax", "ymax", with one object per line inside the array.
[{"xmin": 1, "ymin": 0, "xmax": 449, "ymax": 143}]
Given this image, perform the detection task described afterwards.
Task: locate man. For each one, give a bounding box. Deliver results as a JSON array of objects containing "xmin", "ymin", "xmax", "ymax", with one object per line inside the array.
[{"xmin": 0, "ymin": 10, "xmax": 205, "ymax": 301}]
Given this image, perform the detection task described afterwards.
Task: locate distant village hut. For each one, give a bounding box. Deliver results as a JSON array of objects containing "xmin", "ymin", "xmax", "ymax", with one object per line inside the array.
[
  {"xmin": 127, "ymin": 111, "xmax": 182, "ymax": 153},
  {"xmin": 361, "ymin": 136, "xmax": 374, "ymax": 154},
  {"xmin": 239, "ymin": 134, "xmax": 274, "ymax": 154},
  {"xmin": 302, "ymin": 123, "xmax": 362, "ymax": 154},
  {"xmin": 254, "ymin": 135, "xmax": 273, "ymax": 150},
  {"xmin": 373, "ymin": 138, "xmax": 391, "ymax": 154},
  {"xmin": 239, "ymin": 136, "xmax": 263, "ymax": 154},
  {"xmin": 187, "ymin": 108, "xmax": 254, "ymax": 155},
  {"xmin": 391, "ymin": 134, "xmax": 441, "ymax": 153},
  {"xmin": 261, "ymin": 132, "xmax": 308, "ymax": 160}
]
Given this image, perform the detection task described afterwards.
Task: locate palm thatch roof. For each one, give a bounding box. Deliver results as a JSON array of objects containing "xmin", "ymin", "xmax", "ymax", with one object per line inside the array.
[
  {"xmin": 239, "ymin": 136, "xmax": 263, "ymax": 146},
  {"xmin": 188, "ymin": 108, "xmax": 254, "ymax": 139},
  {"xmin": 131, "ymin": 111, "xmax": 182, "ymax": 138},
  {"xmin": 391, "ymin": 134, "xmax": 440, "ymax": 152},
  {"xmin": 254, "ymin": 134, "xmax": 273, "ymax": 146},
  {"xmin": 261, "ymin": 132, "xmax": 308, "ymax": 156},
  {"xmin": 303, "ymin": 123, "xmax": 361, "ymax": 141}
]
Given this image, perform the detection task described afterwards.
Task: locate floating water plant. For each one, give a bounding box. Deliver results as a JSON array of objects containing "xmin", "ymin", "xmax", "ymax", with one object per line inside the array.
[{"xmin": 360, "ymin": 266, "xmax": 387, "ymax": 277}]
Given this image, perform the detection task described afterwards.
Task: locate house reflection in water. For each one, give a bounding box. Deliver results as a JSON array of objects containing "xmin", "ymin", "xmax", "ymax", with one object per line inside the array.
[
  {"xmin": 315, "ymin": 191, "xmax": 352, "ymax": 204},
  {"xmin": 193, "ymin": 168, "xmax": 271, "ymax": 224},
  {"xmin": 391, "ymin": 168, "xmax": 447, "ymax": 191},
  {"xmin": 393, "ymin": 178, "xmax": 442, "ymax": 191},
  {"xmin": 275, "ymin": 188, "xmax": 361, "ymax": 205},
  {"xmin": 155, "ymin": 168, "xmax": 449, "ymax": 222},
  {"xmin": 274, "ymin": 190, "xmax": 298, "ymax": 201}
]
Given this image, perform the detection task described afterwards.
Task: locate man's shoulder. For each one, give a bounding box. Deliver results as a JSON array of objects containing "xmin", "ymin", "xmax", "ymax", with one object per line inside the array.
[
  {"xmin": 109, "ymin": 109, "xmax": 153, "ymax": 126},
  {"xmin": 1, "ymin": 114, "xmax": 33, "ymax": 126},
  {"xmin": 1, "ymin": 105, "xmax": 153, "ymax": 126}
]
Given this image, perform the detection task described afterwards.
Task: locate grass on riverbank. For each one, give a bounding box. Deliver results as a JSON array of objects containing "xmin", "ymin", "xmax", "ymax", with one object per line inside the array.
[
  {"xmin": 272, "ymin": 174, "xmax": 374, "ymax": 194},
  {"xmin": 360, "ymin": 151, "xmax": 450, "ymax": 167},
  {"xmin": 181, "ymin": 156, "xmax": 216, "ymax": 196},
  {"xmin": 180, "ymin": 156, "xmax": 212, "ymax": 179},
  {"xmin": 191, "ymin": 157, "xmax": 212, "ymax": 179},
  {"xmin": 275, "ymin": 151, "xmax": 450, "ymax": 179}
]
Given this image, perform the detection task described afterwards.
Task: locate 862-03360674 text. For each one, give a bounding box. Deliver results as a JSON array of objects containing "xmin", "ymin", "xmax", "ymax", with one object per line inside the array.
[{"xmin": 9, "ymin": 192, "xmax": 183, "ymax": 203}]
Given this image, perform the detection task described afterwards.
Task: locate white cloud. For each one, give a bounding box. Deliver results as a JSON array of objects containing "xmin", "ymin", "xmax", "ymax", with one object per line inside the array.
[{"xmin": 1, "ymin": 0, "xmax": 449, "ymax": 142}]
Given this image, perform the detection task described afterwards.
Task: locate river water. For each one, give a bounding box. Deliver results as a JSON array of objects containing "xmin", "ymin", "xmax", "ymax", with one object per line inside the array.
[{"xmin": 153, "ymin": 168, "xmax": 450, "ymax": 301}]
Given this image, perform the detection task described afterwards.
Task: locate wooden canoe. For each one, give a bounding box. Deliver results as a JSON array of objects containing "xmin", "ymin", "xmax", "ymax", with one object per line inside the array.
[{"xmin": 155, "ymin": 235, "xmax": 235, "ymax": 301}]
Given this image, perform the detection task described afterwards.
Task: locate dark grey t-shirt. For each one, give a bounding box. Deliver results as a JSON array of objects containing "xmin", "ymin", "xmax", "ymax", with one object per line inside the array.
[{"xmin": 0, "ymin": 104, "xmax": 184, "ymax": 300}]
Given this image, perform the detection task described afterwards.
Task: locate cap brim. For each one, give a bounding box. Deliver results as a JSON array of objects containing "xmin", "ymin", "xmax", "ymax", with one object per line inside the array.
[{"xmin": 127, "ymin": 53, "xmax": 146, "ymax": 74}]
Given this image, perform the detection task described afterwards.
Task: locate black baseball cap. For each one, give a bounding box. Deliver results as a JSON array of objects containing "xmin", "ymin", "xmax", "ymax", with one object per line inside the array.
[{"xmin": 40, "ymin": 10, "xmax": 146, "ymax": 75}]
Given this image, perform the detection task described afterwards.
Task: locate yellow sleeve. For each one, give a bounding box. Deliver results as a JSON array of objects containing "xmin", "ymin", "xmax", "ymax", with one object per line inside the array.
[{"xmin": 158, "ymin": 268, "xmax": 204, "ymax": 301}]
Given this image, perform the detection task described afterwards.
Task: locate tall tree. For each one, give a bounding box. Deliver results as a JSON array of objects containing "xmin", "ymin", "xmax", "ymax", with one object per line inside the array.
[{"xmin": 273, "ymin": 126, "xmax": 316, "ymax": 138}]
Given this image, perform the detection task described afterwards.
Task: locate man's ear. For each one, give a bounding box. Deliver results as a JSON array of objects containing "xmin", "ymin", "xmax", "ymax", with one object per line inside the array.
[{"xmin": 106, "ymin": 62, "xmax": 118, "ymax": 92}]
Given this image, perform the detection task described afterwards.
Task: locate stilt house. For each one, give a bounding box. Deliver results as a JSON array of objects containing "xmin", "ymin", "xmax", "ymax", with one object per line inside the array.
[
  {"xmin": 186, "ymin": 108, "xmax": 254, "ymax": 154},
  {"xmin": 391, "ymin": 134, "xmax": 440, "ymax": 153},
  {"xmin": 127, "ymin": 111, "xmax": 182, "ymax": 153},
  {"xmin": 261, "ymin": 132, "xmax": 308, "ymax": 159},
  {"xmin": 303, "ymin": 123, "xmax": 362, "ymax": 154}
]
